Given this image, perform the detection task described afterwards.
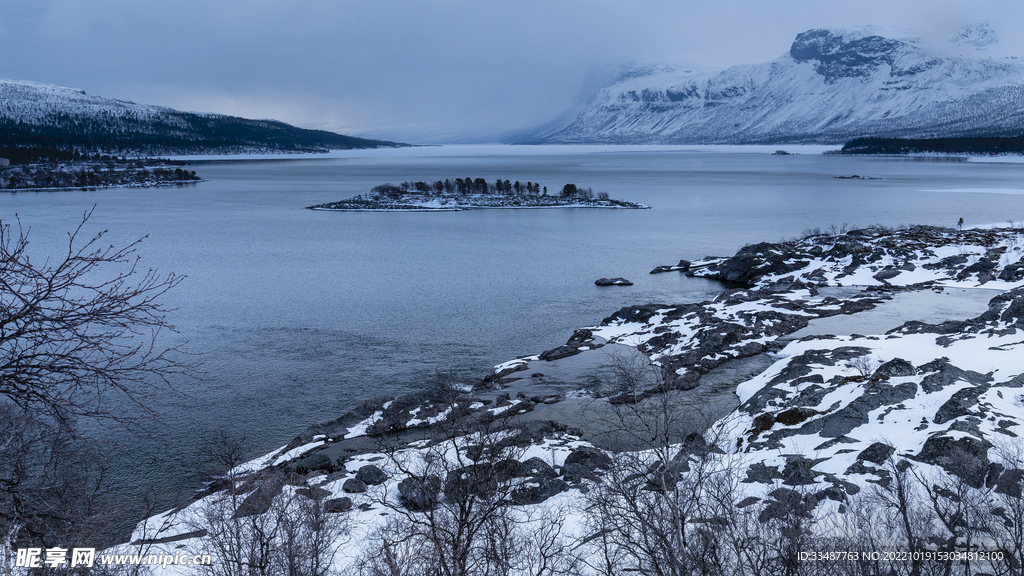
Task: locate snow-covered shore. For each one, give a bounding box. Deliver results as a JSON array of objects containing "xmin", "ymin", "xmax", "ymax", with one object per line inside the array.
[{"xmin": 115, "ymin": 224, "xmax": 1024, "ymax": 575}]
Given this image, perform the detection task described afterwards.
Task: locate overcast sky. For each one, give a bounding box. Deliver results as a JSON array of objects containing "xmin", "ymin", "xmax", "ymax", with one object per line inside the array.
[{"xmin": 2, "ymin": 0, "xmax": 1023, "ymax": 143}]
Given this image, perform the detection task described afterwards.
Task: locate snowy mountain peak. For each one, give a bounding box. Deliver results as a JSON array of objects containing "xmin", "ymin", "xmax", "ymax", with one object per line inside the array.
[
  {"xmin": 514, "ymin": 27, "xmax": 1024, "ymax": 145},
  {"xmin": 949, "ymin": 20, "xmax": 999, "ymax": 50}
]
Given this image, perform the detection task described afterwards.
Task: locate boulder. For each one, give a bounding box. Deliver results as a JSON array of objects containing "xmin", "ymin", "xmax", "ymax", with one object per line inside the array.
[
  {"xmin": 232, "ymin": 475, "xmax": 285, "ymax": 519},
  {"xmin": 999, "ymin": 261, "xmax": 1024, "ymax": 282},
  {"xmin": 342, "ymin": 478, "xmax": 367, "ymax": 493},
  {"xmin": 444, "ymin": 461, "xmax": 517, "ymax": 500},
  {"xmin": 515, "ymin": 457, "xmax": 557, "ymax": 478},
  {"xmin": 325, "ymin": 497, "xmax": 353, "ymax": 513},
  {"xmin": 398, "ymin": 475, "xmax": 442, "ymax": 511},
  {"xmin": 355, "ymin": 464, "xmax": 388, "ymax": 485},
  {"xmin": 873, "ymin": 358, "xmax": 915, "ymax": 378},
  {"xmin": 933, "ymin": 385, "xmax": 988, "ymax": 424},
  {"xmin": 562, "ymin": 446, "xmax": 613, "ymax": 482},
  {"xmin": 857, "ymin": 442, "xmax": 895, "ymax": 465},
  {"xmin": 916, "ymin": 435, "xmax": 991, "ymax": 488},
  {"xmin": 295, "ymin": 486, "xmax": 331, "ymax": 500},
  {"xmin": 510, "ymin": 476, "xmax": 569, "ymax": 505},
  {"xmin": 292, "ymin": 453, "xmax": 333, "ymax": 475}
]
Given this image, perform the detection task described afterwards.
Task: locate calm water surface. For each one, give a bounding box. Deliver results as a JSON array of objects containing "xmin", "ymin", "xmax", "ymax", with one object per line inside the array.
[{"xmin": 4, "ymin": 146, "xmax": 1024, "ymax": 524}]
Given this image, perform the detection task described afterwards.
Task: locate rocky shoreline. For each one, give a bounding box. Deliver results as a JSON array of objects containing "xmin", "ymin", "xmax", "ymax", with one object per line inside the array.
[{"xmin": 119, "ymin": 223, "xmax": 1024, "ymax": 574}]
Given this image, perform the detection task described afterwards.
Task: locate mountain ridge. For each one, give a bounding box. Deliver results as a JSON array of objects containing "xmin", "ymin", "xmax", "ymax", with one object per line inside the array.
[
  {"xmin": 0, "ymin": 78, "xmax": 403, "ymax": 156},
  {"xmin": 511, "ymin": 27, "xmax": 1024, "ymax": 145}
]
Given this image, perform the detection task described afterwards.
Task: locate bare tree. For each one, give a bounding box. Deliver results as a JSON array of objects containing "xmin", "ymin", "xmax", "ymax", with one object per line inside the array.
[
  {"xmin": 0, "ymin": 403, "xmax": 122, "ymax": 558},
  {"xmin": 579, "ymin": 354, "xmax": 745, "ymax": 576},
  {"xmin": 361, "ymin": 400, "xmax": 580, "ymax": 576},
  {"xmin": 0, "ymin": 209, "xmax": 189, "ymax": 427},
  {"xmin": 0, "ymin": 210, "xmax": 193, "ymax": 564},
  {"xmin": 193, "ymin": 434, "xmax": 349, "ymax": 576}
]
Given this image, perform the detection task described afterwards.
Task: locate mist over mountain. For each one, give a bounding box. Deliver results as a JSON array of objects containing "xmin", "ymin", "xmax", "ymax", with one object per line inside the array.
[
  {"xmin": 0, "ymin": 79, "xmax": 401, "ymax": 157},
  {"xmin": 511, "ymin": 27, "xmax": 1024, "ymax": 145}
]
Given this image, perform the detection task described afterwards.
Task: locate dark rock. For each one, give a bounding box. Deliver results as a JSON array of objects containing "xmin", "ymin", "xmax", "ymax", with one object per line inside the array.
[
  {"xmin": 776, "ymin": 407, "xmax": 818, "ymax": 426},
  {"xmin": 678, "ymin": 432, "xmax": 712, "ymax": 457},
  {"xmin": 957, "ymin": 258, "xmax": 997, "ymax": 282},
  {"xmin": 840, "ymin": 299, "xmax": 878, "ymax": 315},
  {"xmin": 232, "ymin": 475, "xmax": 285, "ymax": 519},
  {"xmin": 343, "ymin": 478, "xmax": 367, "ymax": 493},
  {"xmin": 781, "ymin": 456, "xmax": 823, "ymax": 486},
  {"xmin": 398, "ymin": 475, "xmax": 442, "ymax": 511},
  {"xmin": 815, "ymin": 380, "xmax": 917, "ymax": 438},
  {"xmin": 510, "ymin": 476, "xmax": 569, "ymax": 505},
  {"xmin": 933, "ymin": 385, "xmax": 988, "ymax": 424},
  {"xmin": 647, "ymin": 457, "xmax": 690, "ymax": 489},
  {"xmin": 916, "ymin": 435, "xmax": 991, "ymax": 488},
  {"xmin": 355, "ymin": 464, "xmax": 388, "ymax": 485},
  {"xmin": 539, "ymin": 346, "xmax": 579, "ymax": 361},
  {"xmin": 744, "ymin": 462, "xmax": 783, "ymax": 484},
  {"xmin": 737, "ymin": 496, "xmax": 761, "ymax": 508},
  {"xmin": 595, "ymin": 277, "xmax": 633, "ymax": 286},
  {"xmin": 759, "ymin": 488, "xmax": 817, "ymax": 523},
  {"xmin": 873, "ymin": 268, "xmax": 902, "ymax": 281},
  {"xmin": 562, "ymin": 446, "xmax": 613, "ymax": 482},
  {"xmin": 987, "ymin": 462, "xmax": 1006, "ymax": 488},
  {"xmin": 325, "ymin": 497, "xmax": 353, "ymax": 513},
  {"xmin": 999, "ymin": 261, "xmax": 1024, "ymax": 282},
  {"xmin": 752, "ymin": 412, "xmax": 776, "ymax": 432},
  {"xmin": 651, "ymin": 260, "xmax": 691, "ymax": 274},
  {"xmin": 995, "ymin": 469, "xmax": 1024, "ymax": 498},
  {"xmin": 293, "ymin": 452, "xmax": 333, "ymax": 475},
  {"xmin": 295, "ymin": 486, "xmax": 331, "ymax": 500},
  {"xmin": 815, "ymin": 486, "xmax": 846, "ymax": 502},
  {"xmin": 709, "ymin": 242, "xmax": 810, "ymax": 286},
  {"xmin": 915, "ymin": 358, "xmax": 991, "ymax": 393},
  {"xmin": 602, "ymin": 304, "xmax": 664, "ymax": 325},
  {"xmin": 444, "ymin": 461, "xmax": 517, "ymax": 500},
  {"xmin": 873, "ymin": 358, "xmax": 915, "ymax": 378},
  {"xmin": 923, "ymin": 254, "xmax": 969, "ymax": 270},
  {"xmin": 858, "ymin": 442, "xmax": 895, "ymax": 465},
  {"xmin": 515, "ymin": 457, "xmax": 557, "ymax": 478}
]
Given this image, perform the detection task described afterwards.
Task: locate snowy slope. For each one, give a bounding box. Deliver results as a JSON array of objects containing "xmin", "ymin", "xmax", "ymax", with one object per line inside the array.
[
  {"xmin": 518, "ymin": 28, "xmax": 1024, "ymax": 144},
  {"xmin": 0, "ymin": 79, "xmax": 179, "ymax": 125},
  {"xmin": 0, "ymin": 78, "xmax": 399, "ymax": 154}
]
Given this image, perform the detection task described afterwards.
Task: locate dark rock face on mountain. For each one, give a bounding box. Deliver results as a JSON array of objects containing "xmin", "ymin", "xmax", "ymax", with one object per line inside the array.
[
  {"xmin": 790, "ymin": 29, "xmax": 907, "ymax": 81},
  {"xmin": 515, "ymin": 28, "xmax": 1024, "ymax": 144}
]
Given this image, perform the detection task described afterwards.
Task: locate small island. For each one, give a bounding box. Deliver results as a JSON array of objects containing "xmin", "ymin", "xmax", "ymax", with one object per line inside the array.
[{"xmin": 307, "ymin": 178, "xmax": 650, "ymax": 211}]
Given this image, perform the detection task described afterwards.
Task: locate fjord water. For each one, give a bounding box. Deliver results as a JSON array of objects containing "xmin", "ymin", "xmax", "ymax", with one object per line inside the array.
[{"xmin": 5, "ymin": 145, "xmax": 1024, "ymax": 521}]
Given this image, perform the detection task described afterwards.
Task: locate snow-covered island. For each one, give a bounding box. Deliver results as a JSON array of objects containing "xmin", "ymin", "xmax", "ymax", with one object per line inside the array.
[
  {"xmin": 119, "ymin": 223, "xmax": 1024, "ymax": 575},
  {"xmin": 307, "ymin": 179, "xmax": 649, "ymax": 211}
]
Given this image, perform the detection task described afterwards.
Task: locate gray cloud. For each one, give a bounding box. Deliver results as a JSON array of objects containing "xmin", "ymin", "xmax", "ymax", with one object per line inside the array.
[{"xmin": 1, "ymin": 0, "xmax": 1022, "ymax": 142}]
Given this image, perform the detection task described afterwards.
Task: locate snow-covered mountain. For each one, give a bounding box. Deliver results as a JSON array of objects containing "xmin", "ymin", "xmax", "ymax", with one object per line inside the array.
[
  {"xmin": 0, "ymin": 78, "xmax": 399, "ymax": 154},
  {"xmin": 515, "ymin": 28, "xmax": 1024, "ymax": 144}
]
